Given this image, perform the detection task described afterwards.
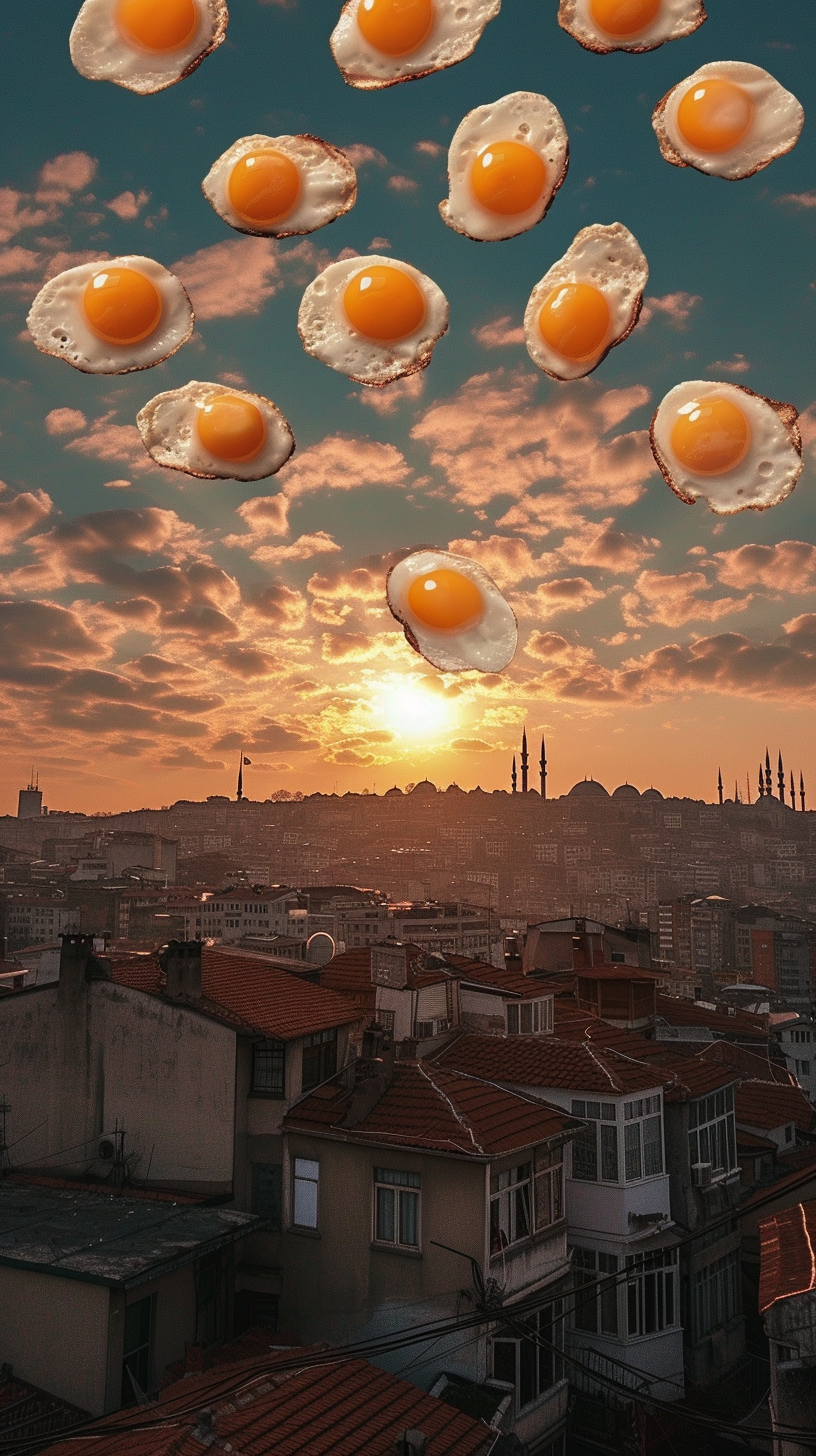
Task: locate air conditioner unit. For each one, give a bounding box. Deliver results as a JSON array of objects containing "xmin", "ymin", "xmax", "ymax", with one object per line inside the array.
[
  {"xmin": 98, "ymin": 1140, "xmax": 115, "ymax": 1160},
  {"xmin": 691, "ymin": 1162, "xmax": 712, "ymax": 1187}
]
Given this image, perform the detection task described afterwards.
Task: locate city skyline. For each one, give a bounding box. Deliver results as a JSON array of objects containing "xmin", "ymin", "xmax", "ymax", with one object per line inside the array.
[{"xmin": 1, "ymin": 1, "xmax": 815, "ymax": 815}]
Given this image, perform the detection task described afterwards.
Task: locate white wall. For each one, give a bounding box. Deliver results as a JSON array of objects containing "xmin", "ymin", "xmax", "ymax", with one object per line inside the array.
[{"xmin": 0, "ymin": 1268, "xmax": 110, "ymax": 1414}]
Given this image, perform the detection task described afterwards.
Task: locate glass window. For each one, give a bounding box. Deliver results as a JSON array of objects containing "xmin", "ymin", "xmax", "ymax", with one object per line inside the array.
[
  {"xmin": 121, "ymin": 1295, "xmax": 152, "ymax": 1406},
  {"xmin": 490, "ymin": 1163, "xmax": 532, "ymax": 1253},
  {"xmin": 688, "ymin": 1090, "xmax": 737, "ymax": 1177},
  {"xmin": 570, "ymin": 1102, "xmax": 619, "ymax": 1183},
  {"xmin": 491, "ymin": 1301, "xmax": 565, "ymax": 1411},
  {"xmin": 534, "ymin": 1148, "xmax": 564, "ymax": 1231},
  {"xmin": 301, "ymin": 1029, "xmax": 337, "ymax": 1092},
  {"xmin": 373, "ymin": 1167, "xmax": 420, "ymax": 1249},
  {"xmin": 252, "ymin": 1039, "xmax": 285, "ymax": 1097},
  {"xmin": 626, "ymin": 1249, "xmax": 677, "ymax": 1336},
  {"xmin": 691, "ymin": 1250, "xmax": 740, "ymax": 1343},
  {"xmin": 621, "ymin": 1101, "xmax": 663, "ymax": 1182},
  {"xmin": 573, "ymin": 1248, "xmax": 618, "ymax": 1335},
  {"xmin": 252, "ymin": 1162, "xmax": 282, "ymax": 1230},
  {"xmin": 293, "ymin": 1157, "xmax": 319, "ymax": 1227}
]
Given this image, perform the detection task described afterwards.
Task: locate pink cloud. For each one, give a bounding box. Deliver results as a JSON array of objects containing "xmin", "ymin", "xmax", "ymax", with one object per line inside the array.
[
  {"xmin": 446, "ymin": 534, "xmax": 554, "ymax": 589},
  {"xmin": 714, "ymin": 541, "xmax": 816, "ymax": 593},
  {"xmin": 0, "ymin": 245, "xmax": 40, "ymax": 278},
  {"xmin": 706, "ymin": 353, "xmax": 750, "ymax": 374},
  {"xmin": 227, "ymin": 495, "xmax": 290, "ymax": 543},
  {"xmin": 777, "ymin": 190, "xmax": 816, "ymax": 209},
  {"xmin": 105, "ymin": 189, "xmax": 150, "ymax": 220},
  {"xmin": 639, "ymin": 292, "xmax": 701, "ymax": 328},
  {"xmin": 0, "ymin": 188, "xmax": 51, "ymax": 244},
  {"xmin": 621, "ymin": 569, "xmax": 748, "ymax": 627},
  {"xmin": 250, "ymin": 531, "xmax": 341, "ymax": 564},
  {"xmin": 529, "ymin": 576, "xmax": 604, "ymax": 615},
  {"xmin": 172, "ymin": 237, "xmax": 325, "ymax": 320},
  {"xmin": 414, "ymin": 141, "xmax": 444, "ymax": 157},
  {"xmin": 357, "ymin": 372, "xmax": 424, "ymax": 415},
  {"xmin": 277, "ymin": 434, "xmax": 410, "ymax": 498},
  {"xmin": 45, "ymin": 407, "xmax": 88, "ymax": 436},
  {"xmin": 103, "ymin": 479, "xmax": 132, "ymax": 490},
  {"xmin": 388, "ymin": 175, "xmax": 418, "ymax": 193},
  {"xmin": 63, "ymin": 415, "xmax": 149, "ymax": 470},
  {"xmin": 321, "ymin": 630, "xmax": 396, "ymax": 662},
  {"xmin": 559, "ymin": 520, "xmax": 659, "ymax": 575},
  {"xmin": 472, "ymin": 316, "xmax": 525, "ymax": 349},
  {"xmin": 342, "ymin": 144, "xmax": 388, "ymax": 168},
  {"xmin": 36, "ymin": 152, "xmax": 98, "ymax": 203},
  {"xmin": 0, "ymin": 487, "xmax": 53, "ymax": 553}
]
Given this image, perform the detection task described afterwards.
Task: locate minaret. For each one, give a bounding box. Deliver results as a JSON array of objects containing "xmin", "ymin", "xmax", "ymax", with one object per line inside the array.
[
  {"xmin": 237, "ymin": 753, "xmax": 244, "ymax": 802},
  {"xmin": 734, "ymin": 780, "xmax": 740, "ymax": 805},
  {"xmin": 511, "ymin": 756, "xmax": 517, "ymax": 794},
  {"xmin": 717, "ymin": 768, "xmax": 723, "ymax": 806},
  {"xmin": 520, "ymin": 728, "xmax": 529, "ymax": 794},
  {"xmin": 540, "ymin": 737, "xmax": 547, "ymax": 800},
  {"xmin": 765, "ymin": 749, "xmax": 773, "ymax": 798},
  {"xmin": 778, "ymin": 751, "xmax": 785, "ymax": 805},
  {"xmin": 801, "ymin": 773, "xmax": 806, "ymax": 812},
  {"xmin": 790, "ymin": 770, "xmax": 796, "ymax": 809},
  {"xmin": 758, "ymin": 766, "xmax": 764, "ymax": 800}
]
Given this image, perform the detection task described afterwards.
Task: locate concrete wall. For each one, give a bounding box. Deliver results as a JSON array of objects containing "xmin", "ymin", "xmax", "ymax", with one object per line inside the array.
[{"xmin": 0, "ymin": 1268, "xmax": 110, "ymax": 1413}]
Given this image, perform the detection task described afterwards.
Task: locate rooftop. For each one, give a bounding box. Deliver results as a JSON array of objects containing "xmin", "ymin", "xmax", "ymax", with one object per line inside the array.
[
  {"xmin": 759, "ymin": 1198, "xmax": 816, "ymax": 1313},
  {"xmin": 735, "ymin": 1081, "xmax": 815, "ymax": 1135},
  {"xmin": 655, "ymin": 993, "xmax": 769, "ymax": 1038},
  {"xmin": 285, "ymin": 1060, "xmax": 576, "ymax": 1157},
  {"xmin": 0, "ymin": 1372, "xmax": 88, "ymax": 1449},
  {"xmin": 434, "ymin": 1033, "xmax": 666, "ymax": 1096},
  {"xmin": 0, "ymin": 1183, "xmax": 261, "ymax": 1288}
]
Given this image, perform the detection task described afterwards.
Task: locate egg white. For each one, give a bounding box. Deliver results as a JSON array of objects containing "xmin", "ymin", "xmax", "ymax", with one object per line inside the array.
[
  {"xmin": 524, "ymin": 223, "xmax": 648, "ymax": 381},
  {"xmin": 27, "ymin": 256, "xmax": 194, "ymax": 375},
  {"xmin": 387, "ymin": 549, "xmax": 518, "ymax": 673},
  {"xmin": 331, "ymin": 0, "xmax": 500, "ymax": 90},
  {"xmin": 298, "ymin": 255, "xmax": 449, "ymax": 386},
  {"xmin": 70, "ymin": 0, "xmax": 227, "ymax": 94},
  {"xmin": 650, "ymin": 381, "xmax": 803, "ymax": 515},
  {"xmin": 653, "ymin": 61, "xmax": 804, "ymax": 180},
  {"xmin": 136, "ymin": 381, "xmax": 295, "ymax": 481},
  {"xmin": 202, "ymin": 134, "xmax": 357, "ymax": 239},
  {"xmin": 440, "ymin": 92, "xmax": 569, "ymax": 243},
  {"xmin": 558, "ymin": 0, "xmax": 705, "ymax": 54}
]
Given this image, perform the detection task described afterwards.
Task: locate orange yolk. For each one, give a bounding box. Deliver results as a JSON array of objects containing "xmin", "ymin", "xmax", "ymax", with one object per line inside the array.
[
  {"xmin": 407, "ymin": 569, "xmax": 484, "ymax": 631},
  {"xmin": 196, "ymin": 395, "xmax": 267, "ymax": 463},
  {"xmin": 343, "ymin": 265, "xmax": 426, "ymax": 342},
  {"xmin": 82, "ymin": 267, "xmax": 163, "ymax": 346},
  {"xmin": 676, "ymin": 79, "xmax": 754, "ymax": 154},
  {"xmin": 670, "ymin": 397, "xmax": 751, "ymax": 476},
  {"xmin": 228, "ymin": 150, "xmax": 301, "ymax": 227},
  {"xmin": 356, "ymin": 0, "xmax": 434, "ymax": 56},
  {"xmin": 470, "ymin": 141, "xmax": 547, "ymax": 216},
  {"xmin": 589, "ymin": 0, "xmax": 661, "ymax": 37},
  {"xmin": 538, "ymin": 283, "xmax": 611, "ymax": 362},
  {"xmin": 116, "ymin": 0, "xmax": 199, "ymax": 51}
]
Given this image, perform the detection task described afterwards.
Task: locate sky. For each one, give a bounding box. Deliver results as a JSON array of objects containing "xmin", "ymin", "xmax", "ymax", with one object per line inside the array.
[{"xmin": 1, "ymin": 0, "xmax": 815, "ymax": 814}]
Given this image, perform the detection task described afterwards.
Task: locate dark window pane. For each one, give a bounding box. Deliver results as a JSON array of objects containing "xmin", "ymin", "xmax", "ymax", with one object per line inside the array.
[
  {"xmin": 519, "ymin": 1334, "xmax": 536, "ymax": 1408},
  {"xmin": 601, "ymin": 1123, "xmax": 619, "ymax": 1181},
  {"xmin": 572, "ymin": 1124, "xmax": 598, "ymax": 1181},
  {"xmin": 252, "ymin": 1040, "xmax": 285, "ymax": 1096},
  {"xmin": 252, "ymin": 1163, "xmax": 282, "ymax": 1230},
  {"xmin": 376, "ymin": 1186, "xmax": 395, "ymax": 1241},
  {"xmin": 493, "ymin": 1340, "xmax": 516, "ymax": 1386}
]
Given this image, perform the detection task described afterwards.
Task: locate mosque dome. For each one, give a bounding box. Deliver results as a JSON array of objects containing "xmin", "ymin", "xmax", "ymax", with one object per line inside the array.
[
  {"xmin": 642, "ymin": 787, "xmax": 664, "ymax": 801},
  {"xmin": 445, "ymin": 783, "xmax": 466, "ymax": 795},
  {"xmin": 612, "ymin": 783, "xmax": 641, "ymax": 800},
  {"xmin": 411, "ymin": 779, "xmax": 438, "ymax": 795},
  {"xmin": 567, "ymin": 778, "xmax": 609, "ymax": 799},
  {"xmin": 383, "ymin": 785, "xmax": 403, "ymax": 797}
]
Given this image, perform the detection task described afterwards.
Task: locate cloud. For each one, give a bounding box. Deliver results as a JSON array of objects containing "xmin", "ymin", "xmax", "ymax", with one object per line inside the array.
[
  {"xmin": 707, "ymin": 353, "xmax": 750, "ymax": 374},
  {"xmin": 777, "ymin": 190, "xmax": 816, "ymax": 209},
  {"xmin": 0, "ymin": 245, "xmax": 40, "ymax": 279},
  {"xmin": 529, "ymin": 576, "xmax": 604, "ymax": 615},
  {"xmin": 214, "ymin": 720, "xmax": 319, "ymax": 752},
  {"xmin": 45, "ymin": 407, "xmax": 87, "ymax": 436},
  {"xmin": 103, "ymin": 479, "xmax": 132, "ymax": 490},
  {"xmin": 414, "ymin": 141, "xmax": 444, "ymax": 157},
  {"xmin": 105, "ymin": 189, "xmax": 150, "ymax": 220},
  {"xmin": 231, "ymin": 493, "xmax": 290, "ymax": 539},
  {"xmin": 593, "ymin": 384, "xmax": 650, "ymax": 432},
  {"xmin": 250, "ymin": 531, "xmax": 341, "ymax": 564},
  {"xmin": 446, "ymin": 534, "xmax": 553, "ymax": 589},
  {"xmin": 0, "ymin": 189, "xmax": 52, "ymax": 244},
  {"xmin": 215, "ymin": 645, "xmax": 279, "ymax": 679},
  {"xmin": 172, "ymin": 236, "xmax": 325, "ymax": 319},
  {"xmin": 63, "ymin": 413, "xmax": 148, "ymax": 470},
  {"xmin": 714, "ymin": 541, "xmax": 816, "ymax": 594},
  {"xmin": 639, "ymin": 292, "xmax": 701, "ymax": 328},
  {"xmin": 559, "ymin": 520, "xmax": 659, "ymax": 574},
  {"xmin": 36, "ymin": 152, "xmax": 98, "ymax": 203},
  {"xmin": 0, "ymin": 600, "xmax": 106, "ymax": 682},
  {"xmin": 621, "ymin": 569, "xmax": 749, "ymax": 627},
  {"xmin": 160, "ymin": 748, "xmax": 226, "ymax": 769},
  {"xmin": 388, "ymin": 174, "xmax": 418, "ymax": 193},
  {"xmin": 277, "ymin": 434, "xmax": 410, "ymax": 498},
  {"xmin": 342, "ymin": 144, "xmax": 388, "ymax": 168},
  {"xmin": 321, "ymin": 630, "xmax": 396, "ymax": 662},
  {"xmin": 368, "ymin": 236, "xmax": 391, "ymax": 250},
  {"xmin": 472, "ymin": 316, "xmax": 525, "ymax": 349},
  {"xmin": 250, "ymin": 581, "xmax": 306, "ymax": 628},
  {"xmin": 307, "ymin": 560, "xmax": 389, "ymax": 602},
  {"xmin": 356, "ymin": 372, "xmax": 424, "ymax": 415},
  {"xmin": 0, "ymin": 488, "xmax": 53, "ymax": 553},
  {"xmin": 448, "ymin": 738, "xmax": 493, "ymax": 752}
]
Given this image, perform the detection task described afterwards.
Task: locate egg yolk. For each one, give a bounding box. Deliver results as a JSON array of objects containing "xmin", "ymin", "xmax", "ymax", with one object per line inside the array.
[
  {"xmin": 538, "ymin": 283, "xmax": 611, "ymax": 362},
  {"xmin": 116, "ymin": 0, "xmax": 199, "ymax": 51},
  {"xmin": 343, "ymin": 265, "xmax": 426, "ymax": 342},
  {"xmin": 228, "ymin": 150, "xmax": 301, "ymax": 227},
  {"xmin": 589, "ymin": 0, "xmax": 661, "ymax": 37},
  {"xmin": 670, "ymin": 397, "xmax": 751, "ymax": 476},
  {"xmin": 676, "ymin": 79, "xmax": 754, "ymax": 154},
  {"xmin": 356, "ymin": 0, "xmax": 434, "ymax": 55},
  {"xmin": 470, "ymin": 142, "xmax": 547, "ymax": 217},
  {"xmin": 196, "ymin": 395, "xmax": 267, "ymax": 463},
  {"xmin": 83, "ymin": 267, "xmax": 163, "ymax": 346},
  {"xmin": 407, "ymin": 569, "xmax": 484, "ymax": 631}
]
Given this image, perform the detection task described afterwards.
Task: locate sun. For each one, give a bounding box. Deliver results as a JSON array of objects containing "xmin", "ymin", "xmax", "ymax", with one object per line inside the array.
[{"xmin": 374, "ymin": 675, "xmax": 458, "ymax": 742}]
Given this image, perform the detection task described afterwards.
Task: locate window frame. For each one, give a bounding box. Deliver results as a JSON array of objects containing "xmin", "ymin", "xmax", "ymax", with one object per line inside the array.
[
  {"xmin": 623, "ymin": 1096, "xmax": 664, "ymax": 1182},
  {"xmin": 251, "ymin": 1161, "xmax": 282, "ymax": 1231},
  {"xmin": 373, "ymin": 1167, "xmax": 421, "ymax": 1251},
  {"xmin": 572, "ymin": 1247, "xmax": 619, "ymax": 1335},
  {"xmin": 490, "ymin": 1147, "xmax": 563, "ymax": 1256},
  {"xmin": 688, "ymin": 1085, "xmax": 737, "ymax": 1178},
  {"xmin": 625, "ymin": 1248, "xmax": 678, "ymax": 1337},
  {"xmin": 121, "ymin": 1294, "xmax": 154, "ymax": 1406},
  {"xmin": 251, "ymin": 1039, "xmax": 286, "ymax": 1098},
  {"xmin": 491, "ymin": 1300, "xmax": 566, "ymax": 1412},
  {"xmin": 301, "ymin": 1028, "xmax": 338, "ymax": 1092},
  {"xmin": 292, "ymin": 1156, "xmax": 320, "ymax": 1229},
  {"xmin": 570, "ymin": 1101, "xmax": 619, "ymax": 1184}
]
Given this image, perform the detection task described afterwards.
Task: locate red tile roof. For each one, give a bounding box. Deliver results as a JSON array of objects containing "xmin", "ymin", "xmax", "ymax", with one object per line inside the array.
[
  {"xmin": 434, "ymin": 1033, "xmax": 664, "ymax": 1096},
  {"xmin": 285, "ymin": 1060, "xmax": 575, "ymax": 1156},
  {"xmin": 548, "ymin": 1009, "xmax": 738, "ymax": 1098},
  {"xmin": 697, "ymin": 1039, "xmax": 795, "ymax": 1087},
  {"xmin": 0, "ymin": 1375, "xmax": 88, "ymax": 1447},
  {"xmin": 448, "ymin": 957, "xmax": 552, "ymax": 999},
  {"xmin": 735, "ymin": 1080, "xmax": 815, "ymax": 1134},
  {"xmin": 759, "ymin": 1198, "xmax": 816, "ymax": 1313},
  {"xmin": 39, "ymin": 1351, "xmax": 496, "ymax": 1456},
  {"xmin": 576, "ymin": 964, "xmax": 661, "ymax": 982},
  {"xmin": 110, "ymin": 947, "xmax": 361, "ymax": 1042},
  {"xmin": 655, "ymin": 994, "xmax": 769, "ymax": 1038}
]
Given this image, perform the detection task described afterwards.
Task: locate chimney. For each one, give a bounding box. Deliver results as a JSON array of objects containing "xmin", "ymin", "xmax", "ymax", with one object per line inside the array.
[
  {"xmin": 58, "ymin": 933, "xmax": 110, "ymax": 996},
  {"xmin": 160, "ymin": 940, "xmax": 202, "ymax": 1002},
  {"xmin": 343, "ymin": 1023, "xmax": 395, "ymax": 1128},
  {"xmin": 396, "ymin": 1435, "xmax": 428, "ymax": 1456}
]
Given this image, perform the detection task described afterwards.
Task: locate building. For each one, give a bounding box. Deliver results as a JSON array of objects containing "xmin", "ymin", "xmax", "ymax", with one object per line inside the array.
[
  {"xmin": 776, "ymin": 1015, "xmax": 816, "ymax": 1106},
  {"xmin": 735, "ymin": 906, "xmax": 815, "ymax": 1014},
  {"xmin": 522, "ymin": 917, "xmax": 652, "ymax": 975},
  {"xmin": 759, "ymin": 1197, "xmax": 816, "ymax": 1456},
  {"xmin": 17, "ymin": 778, "xmax": 42, "ymax": 820}
]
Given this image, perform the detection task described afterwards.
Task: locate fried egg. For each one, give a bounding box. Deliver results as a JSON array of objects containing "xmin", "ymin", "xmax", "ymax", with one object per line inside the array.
[
  {"xmin": 330, "ymin": 0, "xmax": 500, "ymax": 90},
  {"xmin": 558, "ymin": 0, "xmax": 705, "ymax": 53},
  {"xmin": 298, "ymin": 255, "xmax": 448, "ymax": 386},
  {"xmin": 440, "ymin": 92, "xmax": 569, "ymax": 243},
  {"xmin": 70, "ymin": 0, "xmax": 228, "ymax": 94},
  {"xmin": 202, "ymin": 134, "xmax": 357, "ymax": 239},
  {"xmin": 650, "ymin": 381, "xmax": 802, "ymax": 515},
  {"xmin": 524, "ymin": 223, "xmax": 647, "ymax": 380},
  {"xmin": 387, "ymin": 549, "xmax": 517, "ymax": 672},
  {"xmin": 653, "ymin": 62, "xmax": 804, "ymax": 179},
  {"xmin": 27, "ymin": 256, "xmax": 194, "ymax": 374},
  {"xmin": 136, "ymin": 381, "xmax": 295, "ymax": 481}
]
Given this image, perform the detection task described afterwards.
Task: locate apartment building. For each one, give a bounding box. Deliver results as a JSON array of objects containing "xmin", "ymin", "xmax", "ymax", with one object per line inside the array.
[{"xmin": 759, "ymin": 1197, "xmax": 816, "ymax": 1456}]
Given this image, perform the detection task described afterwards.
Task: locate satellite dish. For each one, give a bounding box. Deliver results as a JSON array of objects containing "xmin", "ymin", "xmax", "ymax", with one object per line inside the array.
[{"xmin": 306, "ymin": 932, "xmax": 336, "ymax": 967}]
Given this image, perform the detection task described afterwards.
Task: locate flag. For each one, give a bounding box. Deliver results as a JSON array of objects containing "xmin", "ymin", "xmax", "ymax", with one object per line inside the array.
[{"xmin": 243, "ymin": 757, "xmax": 252, "ymax": 765}]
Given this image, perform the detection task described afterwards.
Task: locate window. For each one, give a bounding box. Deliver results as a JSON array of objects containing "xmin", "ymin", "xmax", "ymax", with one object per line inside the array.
[
  {"xmin": 491, "ymin": 1163, "xmax": 531, "ymax": 1252},
  {"xmin": 506, "ymin": 998, "xmax": 553, "ymax": 1035},
  {"xmin": 491, "ymin": 1300, "xmax": 565, "ymax": 1410},
  {"xmin": 301, "ymin": 1029, "xmax": 337, "ymax": 1091},
  {"xmin": 375, "ymin": 1009, "xmax": 395, "ymax": 1031},
  {"xmin": 626, "ymin": 1249, "xmax": 677, "ymax": 1336},
  {"xmin": 623, "ymin": 1096, "xmax": 663, "ymax": 1180},
  {"xmin": 121, "ymin": 1295, "xmax": 153, "ymax": 1405},
  {"xmin": 573, "ymin": 1248, "xmax": 618, "ymax": 1334},
  {"xmin": 293, "ymin": 1157, "xmax": 319, "ymax": 1228},
  {"xmin": 570, "ymin": 1102, "xmax": 618, "ymax": 1183},
  {"xmin": 196, "ymin": 1252, "xmax": 220, "ymax": 1346},
  {"xmin": 691, "ymin": 1250, "xmax": 740, "ymax": 1342},
  {"xmin": 688, "ymin": 1086, "xmax": 736, "ymax": 1176},
  {"xmin": 534, "ymin": 1147, "xmax": 564, "ymax": 1231},
  {"xmin": 374, "ymin": 1168, "xmax": 420, "ymax": 1249},
  {"xmin": 252, "ymin": 1162, "xmax": 282, "ymax": 1230},
  {"xmin": 252, "ymin": 1039, "xmax": 285, "ymax": 1097}
]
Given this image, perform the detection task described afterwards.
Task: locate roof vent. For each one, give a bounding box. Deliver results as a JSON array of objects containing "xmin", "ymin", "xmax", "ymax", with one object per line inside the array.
[{"xmin": 396, "ymin": 1435, "xmax": 428, "ymax": 1456}]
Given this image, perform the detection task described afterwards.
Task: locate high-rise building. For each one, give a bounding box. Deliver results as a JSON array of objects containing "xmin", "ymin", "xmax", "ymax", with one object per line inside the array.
[{"xmin": 17, "ymin": 776, "xmax": 42, "ymax": 820}]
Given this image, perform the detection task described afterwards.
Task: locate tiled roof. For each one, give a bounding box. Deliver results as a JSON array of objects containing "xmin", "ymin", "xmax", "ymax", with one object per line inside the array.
[
  {"xmin": 655, "ymin": 994, "xmax": 768, "ymax": 1038},
  {"xmin": 737, "ymin": 1130, "xmax": 777, "ymax": 1152},
  {"xmin": 39, "ymin": 1351, "xmax": 496, "ymax": 1456},
  {"xmin": 697, "ymin": 1039, "xmax": 795, "ymax": 1087},
  {"xmin": 448, "ymin": 956, "xmax": 551, "ymax": 999},
  {"xmin": 285, "ymin": 1060, "xmax": 575, "ymax": 1156},
  {"xmin": 549, "ymin": 1009, "xmax": 737, "ymax": 1098},
  {"xmin": 735, "ymin": 1080, "xmax": 815, "ymax": 1134},
  {"xmin": 110, "ymin": 947, "xmax": 361, "ymax": 1041},
  {"xmin": 0, "ymin": 1375, "xmax": 88, "ymax": 1448},
  {"xmin": 319, "ymin": 946, "xmax": 376, "ymax": 997},
  {"xmin": 759, "ymin": 1198, "xmax": 816, "ymax": 1313},
  {"xmin": 575, "ymin": 964, "xmax": 661, "ymax": 982},
  {"xmin": 434, "ymin": 1033, "xmax": 664, "ymax": 1096}
]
